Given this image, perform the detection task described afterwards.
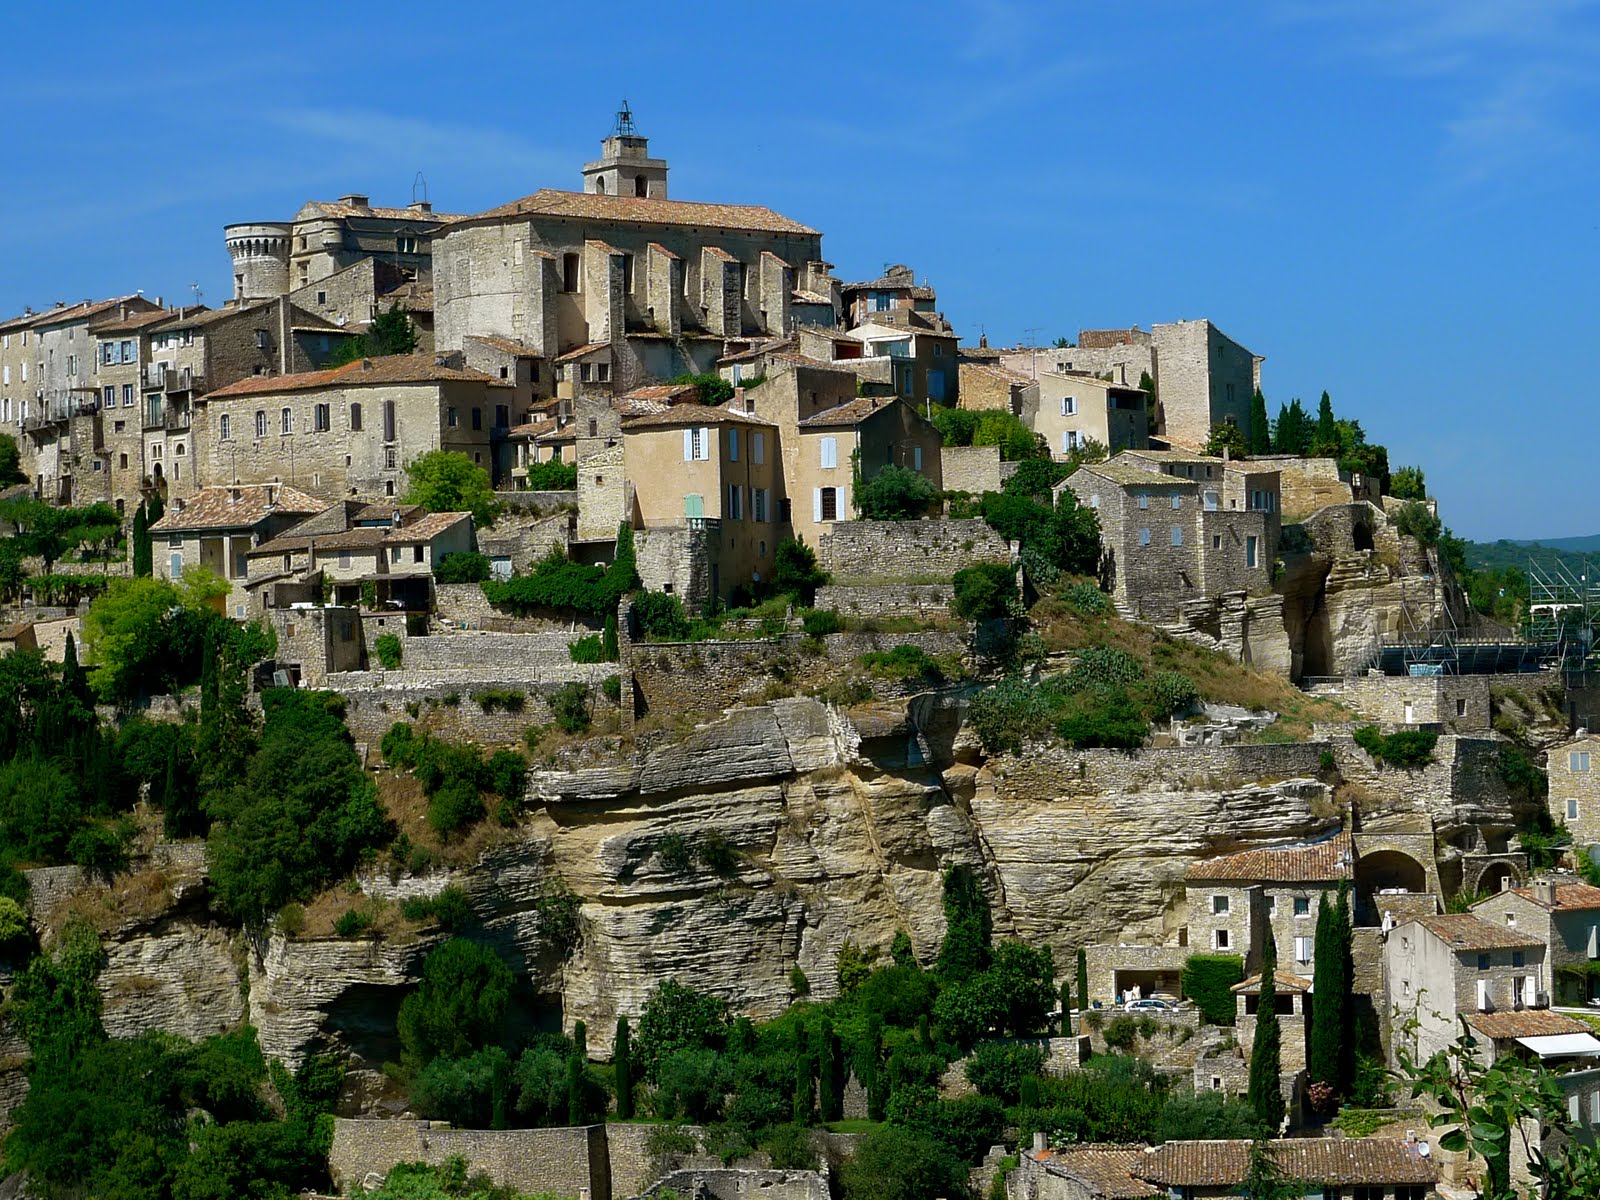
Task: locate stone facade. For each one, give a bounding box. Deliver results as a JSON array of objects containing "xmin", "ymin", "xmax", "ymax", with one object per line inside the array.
[
  {"xmin": 816, "ymin": 518, "xmax": 1010, "ymax": 584},
  {"xmin": 813, "ymin": 583, "xmax": 956, "ymax": 619},
  {"xmin": 1016, "ymin": 371, "xmax": 1149, "ymax": 458},
  {"xmin": 1470, "ymin": 879, "xmax": 1600, "ymax": 1007},
  {"xmin": 266, "ymin": 605, "xmax": 366, "ymax": 686},
  {"xmin": 1550, "ymin": 734, "xmax": 1600, "ymax": 847},
  {"xmin": 941, "ymin": 444, "xmax": 1004, "ymax": 496},
  {"xmin": 327, "ymin": 1120, "xmax": 607, "ymax": 1198},
  {"xmin": 1305, "ymin": 673, "xmax": 1493, "ymax": 733}
]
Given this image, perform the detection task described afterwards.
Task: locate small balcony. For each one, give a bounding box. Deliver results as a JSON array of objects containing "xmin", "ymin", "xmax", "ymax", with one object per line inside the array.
[{"xmin": 144, "ymin": 364, "xmax": 201, "ymax": 393}]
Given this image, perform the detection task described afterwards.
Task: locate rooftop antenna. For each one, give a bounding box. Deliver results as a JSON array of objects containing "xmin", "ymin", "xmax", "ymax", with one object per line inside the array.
[
  {"xmin": 189, "ymin": 282, "xmax": 203, "ymax": 306},
  {"xmin": 412, "ymin": 171, "xmax": 429, "ymax": 205},
  {"xmin": 614, "ymin": 100, "xmax": 638, "ymax": 137}
]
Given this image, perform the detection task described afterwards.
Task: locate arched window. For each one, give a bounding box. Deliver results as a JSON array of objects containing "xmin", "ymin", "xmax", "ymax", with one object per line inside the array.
[
  {"xmin": 281, "ymin": 407, "xmax": 292, "ymax": 435},
  {"xmin": 255, "ymin": 410, "xmax": 266, "ymax": 438},
  {"xmin": 635, "ymin": 175, "xmax": 648, "ymax": 197},
  {"xmin": 595, "ymin": 177, "xmax": 607, "ymax": 194},
  {"xmin": 350, "ymin": 402, "xmax": 362, "ymax": 432}
]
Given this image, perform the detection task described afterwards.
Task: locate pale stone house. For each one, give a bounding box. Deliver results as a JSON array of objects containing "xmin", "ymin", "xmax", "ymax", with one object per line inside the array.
[
  {"xmin": 1470, "ymin": 877, "xmax": 1600, "ymax": 1007},
  {"xmin": 245, "ymin": 502, "xmax": 471, "ymax": 614},
  {"xmin": 86, "ymin": 306, "xmax": 192, "ymax": 517},
  {"xmin": 839, "ymin": 264, "xmax": 937, "ymax": 328},
  {"xmin": 149, "ymin": 483, "xmax": 324, "ymax": 618},
  {"xmin": 1550, "ymin": 734, "xmax": 1600, "ymax": 849},
  {"xmin": 1017, "ymin": 371, "xmax": 1149, "ymax": 458},
  {"xmin": 195, "ymin": 355, "xmax": 513, "ymax": 500},
  {"xmin": 956, "ymin": 359, "xmax": 1037, "ymax": 416},
  {"xmin": 621, "ymin": 403, "xmax": 781, "ymax": 607},
  {"xmin": 791, "ymin": 396, "xmax": 943, "ymax": 549}
]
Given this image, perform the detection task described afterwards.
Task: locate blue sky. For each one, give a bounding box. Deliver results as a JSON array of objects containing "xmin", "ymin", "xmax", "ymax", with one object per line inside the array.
[{"xmin": 5, "ymin": 1, "xmax": 1596, "ymax": 539}]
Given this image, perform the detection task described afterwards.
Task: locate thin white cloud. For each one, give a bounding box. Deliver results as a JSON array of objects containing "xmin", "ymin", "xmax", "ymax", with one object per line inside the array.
[{"xmin": 268, "ymin": 108, "xmax": 568, "ymax": 178}]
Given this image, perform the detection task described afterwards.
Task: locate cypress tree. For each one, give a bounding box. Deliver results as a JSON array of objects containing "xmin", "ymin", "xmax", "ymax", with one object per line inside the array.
[
  {"xmin": 1059, "ymin": 977, "xmax": 1074, "ymax": 1033},
  {"xmin": 819, "ymin": 1019, "xmax": 843, "ymax": 1122},
  {"xmin": 130, "ymin": 501, "xmax": 151, "ymax": 577},
  {"xmin": 1248, "ymin": 936, "xmax": 1285, "ymax": 1132},
  {"xmin": 491, "ymin": 1048, "xmax": 510, "ymax": 1130},
  {"xmin": 147, "ymin": 492, "xmax": 163, "ymax": 526},
  {"xmin": 61, "ymin": 632, "xmax": 84, "ymax": 700},
  {"xmin": 860, "ymin": 1015, "xmax": 886, "ymax": 1121},
  {"xmin": 1314, "ymin": 391, "xmax": 1338, "ymax": 454},
  {"xmin": 614, "ymin": 1016, "xmax": 634, "ymax": 1119},
  {"xmin": 793, "ymin": 1052, "xmax": 815, "ymax": 1125},
  {"xmin": 936, "ymin": 865, "xmax": 992, "ymax": 977},
  {"xmin": 1308, "ymin": 893, "xmax": 1341, "ymax": 1094},
  {"xmin": 566, "ymin": 1054, "xmax": 584, "ymax": 1126},
  {"xmin": 1076, "ymin": 947, "xmax": 1089, "ymax": 1015},
  {"xmin": 729, "ymin": 1015, "xmax": 756, "ymax": 1057},
  {"xmin": 1332, "ymin": 880, "xmax": 1354, "ymax": 1095},
  {"xmin": 1247, "ymin": 389, "xmax": 1272, "ymax": 455},
  {"xmin": 602, "ymin": 613, "xmax": 618, "ymax": 662}
]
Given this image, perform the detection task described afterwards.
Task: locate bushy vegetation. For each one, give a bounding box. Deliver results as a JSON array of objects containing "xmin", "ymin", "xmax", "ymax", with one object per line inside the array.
[
  {"xmin": 1352, "ymin": 724, "xmax": 1438, "ymax": 768},
  {"xmin": 952, "ymin": 563, "xmax": 1018, "ymax": 622},
  {"xmin": 382, "ymin": 722, "xmax": 526, "ymax": 835},
  {"xmin": 1181, "ymin": 954, "xmax": 1244, "ymax": 1026},
  {"xmin": 856, "ymin": 465, "xmax": 938, "ymax": 520},
  {"xmin": 434, "ymin": 551, "xmax": 493, "ymax": 584},
  {"xmin": 522, "ymin": 458, "xmax": 578, "ymax": 491},
  {"xmin": 1392, "ymin": 500, "xmax": 1441, "ymax": 547},
  {"xmin": 375, "ymin": 632, "xmax": 404, "ymax": 669},
  {"xmin": 932, "ymin": 407, "xmax": 1048, "ymax": 461},
  {"xmin": 482, "ymin": 526, "xmax": 637, "ymax": 617},
  {"xmin": 859, "ymin": 644, "xmax": 952, "ymax": 684}
]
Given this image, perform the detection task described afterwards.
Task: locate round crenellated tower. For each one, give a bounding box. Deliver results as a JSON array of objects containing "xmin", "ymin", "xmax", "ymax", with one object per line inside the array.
[{"xmin": 224, "ymin": 222, "xmax": 292, "ymax": 303}]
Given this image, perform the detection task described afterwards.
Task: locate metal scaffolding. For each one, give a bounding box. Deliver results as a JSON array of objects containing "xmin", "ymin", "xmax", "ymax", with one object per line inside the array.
[{"xmin": 1528, "ymin": 555, "xmax": 1600, "ymax": 675}]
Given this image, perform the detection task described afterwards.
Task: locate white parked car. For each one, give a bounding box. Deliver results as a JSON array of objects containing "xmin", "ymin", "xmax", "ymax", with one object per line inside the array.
[{"xmin": 1124, "ymin": 998, "xmax": 1175, "ymax": 1012}]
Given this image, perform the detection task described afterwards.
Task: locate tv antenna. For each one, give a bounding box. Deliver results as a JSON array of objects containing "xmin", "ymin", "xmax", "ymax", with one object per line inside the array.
[
  {"xmin": 189, "ymin": 282, "xmax": 203, "ymax": 306},
  {"xmin": 412, "ymin": 171, "xmax": 429, "ymax": 205}
]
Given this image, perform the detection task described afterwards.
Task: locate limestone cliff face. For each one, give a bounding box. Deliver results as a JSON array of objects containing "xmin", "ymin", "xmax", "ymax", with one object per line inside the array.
[{"xmin": 14, "ymin": 692, "xmax": 1531, "ymax": 1112}]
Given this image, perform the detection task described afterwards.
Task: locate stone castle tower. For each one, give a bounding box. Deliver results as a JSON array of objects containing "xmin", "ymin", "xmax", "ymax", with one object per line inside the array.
[
  {"xmin": 224, "ymin": 222, "xmax": 292, "ymax": 304},
  {"xmin": 581, "ymin": 102, "xmax": 669, "ymax": 198}
]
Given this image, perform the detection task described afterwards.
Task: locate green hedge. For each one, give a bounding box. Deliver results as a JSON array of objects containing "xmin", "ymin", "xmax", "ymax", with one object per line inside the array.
[
  {"xmin": 1182, "ymin": 953, "xmax": 1244, "ymax": 1026},
  {"xmin": 1353, "ymin": 725, "xmax": 1437, "ymax": 768}
]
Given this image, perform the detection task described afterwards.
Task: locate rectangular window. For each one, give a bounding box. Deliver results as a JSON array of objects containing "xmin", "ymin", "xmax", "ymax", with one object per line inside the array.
[
  {"xmin": 818, "ymin": 487, "xmax": 839, "ymax": 522},
  {"xmin": 684, "ymin": 428, "xmax": 710, "ymax": 462},
  {"xmin": 414, "ymin": 545, "xmax": 424, "ymax": 564},
  {"xmin": 169, "ymin": 551, "xmax": 182, "ymax": 577},
  {"xmin": 314, "ymin": 403, "xmax": 330, "ymax": 432},
  {"xmin": 1171, "ymin": 527, "xmax": 1183, "ymax": 546},
  {"xmin": 684, "ymin": 493, "xmax": 704, "ymax": 518},
  {"xmin": 1573, "ymin": 751, "xmax": 1592, "ymax": 773},
  {"xmin": 753, "ymin": 488, "xmax": 768, "ymax": 522},
  {"xmin": 1212, "ymin": 895, "xmax": 1229, "ymax": 915},
  {"xmin": 103, "ymin": 385, "xmax": 114, "ymax": 406},
  {"xmin": 447, "ymin": 407, "xmax": 458, "ymax": 428},
  {"xmin": 1212, "ymin": 534, "xmax": 1222, "ymax": 550},
  {"xmin": 281, "ymin": 408, "xmax": 292, "ymax": 435},
  {"xmin": 1060, "ymin": 396, "xmax": 1077, "ymax": 416},
  {"xmin": 383, "ymin": 401, "xmax": 396, "ymax": 441},
  {"xmin": 1246, "ymin": 535, "xmax": 1258, "ymax": 569},
  {"xmin": 562, "ymin": 253, "xmax": 580, "ymax": 293},
  {"xmin": 1293, "ymin": 896, "xmax": 1311, "ymax": 916},
  {"xmin": 1294, "ymin": 937, "xmax": 1312, "ymax": 965},
  {"xmin": 1137, "ymin": 493, "xmax": 1149, "ymax": 509},
  {"xmin": 219, "ymin": 414, "xmax": 231, "ymax": 440},
  {"xmin": 727, "ymin": 484, "xmax": 742, "ymax": 520},
  {"xmin": 820, "ymin": 436, "xmax": 838, "ymax": 469},
  {"xmin": 1478, "ymin": 954, "xmax": 1491, "ymax": 972},
  {"xmin": 621, "ymin": 253, "xmax": 634, "ymax": 293},
  {"xmin": 123, "ymin": 384, "xmax": 134, "ymax": 406},
  {"xmin": 913, "ymin": 445, "xmax": 922, "ymax": 470},
  {"xmin": 350, "ymin": 403, "xmax": 362, "ymax": 432},
  {"xmin": 1569, "ymin": 798, "xmax": 1580, "ymax": 821},
  {"xmin": 1139, "ymin": 528, "xmax": 1151, "ymax": 547},
  {"xmin": 752, "ymin": 431, "xmax": 765, "ymax": 465},
  {"xmin": 471, "ymin": 408, "xmax": 482, "ymax": 431},
  {"xmin": 728, "ymin": 428, "xmax": 739, "ymax": 461},
  {"xmin": 1171, "ymin": 495, "xmax": 1182, "ymax": 510},
  {"xmin": 1512, "ymin": 949, "xmax": 1525, "ymax": 967},
  {"xmin": 1214, "ymin": 929, "xmax": 1230, "ymax": 950}
]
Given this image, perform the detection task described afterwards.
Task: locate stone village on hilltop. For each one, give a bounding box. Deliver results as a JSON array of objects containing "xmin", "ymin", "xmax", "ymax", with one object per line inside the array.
[{"xmin": 1, "ymin": 108, "xmax": 1597, "ymax": 1200}]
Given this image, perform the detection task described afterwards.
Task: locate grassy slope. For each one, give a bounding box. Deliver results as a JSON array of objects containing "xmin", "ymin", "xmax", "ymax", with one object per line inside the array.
[{"xmin": 1031, "ymin": 594, "xmax": 1348, "ymax": 740}]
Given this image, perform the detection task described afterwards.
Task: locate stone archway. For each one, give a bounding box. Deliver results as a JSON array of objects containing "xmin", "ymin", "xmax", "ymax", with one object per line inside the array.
[
  {"xmin": 1353, "ymin": 847, "xmax": 1429, "ymax": 926},
  {"xmin": 1461, "ymin": 855, "xmax": 1527, "ymax": 897}
]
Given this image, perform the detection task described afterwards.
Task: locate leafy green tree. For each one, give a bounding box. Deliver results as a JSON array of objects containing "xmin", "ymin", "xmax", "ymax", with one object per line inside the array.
[
  {"xmin": 327, "ymin": 305, "xmax": 418, "ymax": 366},
  {"xmin": 1205, "ymin": 422, "xmax": 1249, "ymax": 459},
  {"xmin": 1156, "ymin": 1091, "xmax": 1265, "ymax": 1141},
  {"xmin": 973, "ymin": 409, "xmax": 1048, "ymax": 461},
  {"xmin": 0, "ymin": 432, "xmax": 25, "ymax": 486},
  {"xmin": 523, "ymin": 458, "xmax": 578, "ymax": 490},
  {"xmin": 932, "ymin": 406, "xmax": 980, "ymax": 447},
  {"xmin": 936, "ymin": 865, "xmax": 992, "ymax": 977},
  {"xmin": 1312, "ymin": 390, "xmax": 1338, "ymax": 456},
  {"xmin": 396, "ymin": 940, "xmax": 514, "ymax": 1073},
  {"xmin": 840, "ymin": 1124, "xmax": 972, "ymax": 1200},
  {"xmin": 856, "ymin": 464, "xmax": 937, "ymax": 519},
  {"xmin": 80, "ymin": 576, "xmax": 180, "ymax": 702},
  {"xmin": 635, "ymin": 979, "xmax": 731, "ymax": 1084},
  {"xmin": 1393, "ymin": 500, "xmax": 1441, "ymax": 547},
  {"xmin": 1247, "ymin": 937, "xmax": 1284, "ymax": 1132},
  {"xmin": 614, "ymin": 1016, "xmax": 635, "ymax": 1119},
  {"xmin": 1247, "ymin": 389, "xmax": 1271, "ymax": 455},
  {"xmin": 434, "ymin": 551, "xmax": 492, "ymax": 584},
  {"xmin": 402, "ymin": 450, "xmax": 501, "ymax": 529},
  {"xmin": 1390, "ymin": 464, "xmax": 1426, "ymax": 501},
  {"xmin": 951, "ymin": 562, "xmax": 1017, "ymax": 622},
  {"xmin": 669, "ymin": 372, "xmax": 735, "ymax": 406}
]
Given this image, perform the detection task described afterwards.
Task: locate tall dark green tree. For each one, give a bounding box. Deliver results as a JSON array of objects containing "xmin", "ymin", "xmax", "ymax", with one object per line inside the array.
[
  {"xmin": 819, "ymin": 1018, "xmax": 844, "ymax": 1122},
  {"xmin": 1247, "ymin": 389, "xmax": 1272, "ymax": 455},
  {"xmin": 1272, "ymin": 399, "xmax": 1309, "ymax": 455},
  {"xmin": 130, "ymin": 502, "xmax": 151, "ymax": 578},
  {"xmin": 1077, "ymin": 947, "xmax": 1089, "ymax": 1014},
  {"xmin": 1312, "ymin": 391, "xmax": 1338, "ymax": 456},
  {"xmin": 1308, "ymin": 893, "xmax": 1342, "ymax": 1097},
  {"xmin": 793, "ymin": 1052, "xmax": 815, "ymax": 1125},
  {"xmin": 614, "ymin": 1016, "xmax": 634, "ymax": 1119},
  {"xmin": 61, "ymin": 633, "xmax": 84, "ymax": 701},
  {"xmin": 936, "ymin": 865, "xmax": 992, "ymax": 977},
  {"xmin": 1248, "ymin": 936, "xmax": 1284, "ymax": 1132}
]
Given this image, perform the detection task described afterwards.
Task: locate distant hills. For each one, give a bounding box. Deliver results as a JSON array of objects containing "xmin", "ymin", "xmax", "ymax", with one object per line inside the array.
[{"xmin": 1464, "ymin": 537, "xmax": 1600, "ymax": 573}]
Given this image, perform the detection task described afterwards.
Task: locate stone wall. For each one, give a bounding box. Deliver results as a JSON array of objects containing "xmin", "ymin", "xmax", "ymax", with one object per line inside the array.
[
  {"xmin": 327, "ymin": 1120, "xmax": 608, "ymax": 1198},
  {"xmin": 333, "ymin": 672, "xmax": 618, "ymax": 750},
  {"xmin": 638, "ymin": 1170, "xmax": 829, "ymax": 1200},
  {"xmin": 941, "ymin": 445, "xmax": 1003, "ymax": 496},
  {"xmin": 398, "ymin": 629, "xmax": 583, "ymax": 673},
  {"xmin": 816, "ymin": 518, "xmax": 1011, "ymax": 584},
  {"xmin": 635, "ymin": 524, "xmax": 717, "ymax": 613},
  {"xmin": 813, "ymin": 582, "xmax": 955, "ymax": 619},
  {"xmin": 1305, "ymin": 674, "xmax": 1493, "ymax": 734},
  {"xmin": 432, "ymin": 582, "xmax": 599, "ymax": 634}
]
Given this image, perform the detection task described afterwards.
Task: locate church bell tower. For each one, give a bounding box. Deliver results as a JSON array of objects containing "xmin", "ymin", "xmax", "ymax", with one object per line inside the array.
[{"xmin": 582, "ymin": 102, "xmax": 669, "ymax": 199}]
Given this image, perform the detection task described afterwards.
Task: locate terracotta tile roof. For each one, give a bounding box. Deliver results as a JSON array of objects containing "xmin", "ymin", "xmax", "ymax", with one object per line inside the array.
[
  {"xmin": 94, "ymin": 308, "xmax": 185, "ymax": 335},
  {"xmin": 380, "ymin": 282, "xmax": 434, "ymax": 311},
  {"xmin": 1504, "ymin": 882, "xmax": 1600, "ymax": 911},
  {"xmin": 1232, "ymin": 970, "xmax": 1314, "ymax": 995},
  {"xmin": 508, "ymin": 418, "xmax": 557, "ymax": 440},
  {"xmin": 352, "ymin": 502, "xmax": 424, "ymax": 524},
  {"xmin": 622, "ymin": 402, "xmax": 775, "ymax": 430},
  {"xmin": 149, "ymin": 484, "xmax": 324, "ymax": 533},
  {"xmin": 451, "ymin": 188, "xmax": 819, "ymax": 236},
  {"xmin": 1041, "ymin": 1147, "xmax": 1160, "ymax": 1198},
  {"xmin": 1077, "ymin": 462, "xmax": 1198, "ymax": 489},
  {"xmin": 1188, "ymin": 833, "xmax": 1352, "ymax": 884},
  {"xmin": 165, "ymin": 301, "xmax": 342, "ymax": 333},
  {"xmin": 703, "ymin": 245, "xmax": 738, "ymax": 262},
  {"xmin": 466, "ymin": 335, "xmax": 543, "ymax": 358},
  {"xmin": 555, "ymin": 343, "xmax": 610, "ymax": 363},
  {"xmin": 0, "ymin": 622, "xmax": 33, "ymax": 642},
  {"xmin": 1465, "ymin": 1009, "xmax": 1593, "ymax": 1040},
  {"xmin": 621, "ymin": 383, "xmax": 700, "ymax": 403},
  {"xmin": 251, "ymin": 510, "xmax": 469, "ymax": 555},
  {"xmin": 1417, "ymin": 914, "xmax": 1543, "ymax": 951},
  {"xmin": 204, "ymin": 355, "xmax": 505, "ymax": 399},
  {"xmin": 717, "ymin": 337, "xmax": 797, "ymax": 365},
  {"xmin": 647, "ymin": 241, "xmax": 680, "ymax": 260},
  {"xmin": 797, "ymin": 396, "xmax": 901, "ymax": 428},
  {"xmin": 960, "ymin": 360, "xmax": 1034, "ymax": 387},
  {"xmin": 843, "ymin": 274, "xmax": 938, "ymax": 301},
  {"xmin": 1138, "ymin": 1139, "xmax": 1437, "ymax": 1188}
]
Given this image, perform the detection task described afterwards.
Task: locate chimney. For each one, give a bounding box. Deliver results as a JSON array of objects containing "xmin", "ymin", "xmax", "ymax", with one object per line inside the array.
[
  {"xmin": 1534, "ymin": 878, "xmax": 1558, "ymax": 906},
  {"xmin": 391, "ymin": 509, "xmax": 402, "ymax": 528},
  {"xmin": 409, "ymin": 200, "xmax": 432, "ymax": 214},
  {"xmin": 732, "ymin": 386, "xmax": 746, "ymax": 412},
  {"xmin": 1032, "ymin": 1131, "xmax": 1047, "ymax": 1155}
]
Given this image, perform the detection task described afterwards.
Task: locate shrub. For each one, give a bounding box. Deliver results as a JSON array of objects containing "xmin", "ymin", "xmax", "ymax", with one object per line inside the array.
[
  {"xmin": 381, "ymin": 721, "xmax": 419, "ymax": 768},
  {"xmin": 968, "ymin": 675, "xmax": 1059, "ymax": 754},
  {"xmin": 790, "ymin": 965, "xmax": 810, "ymax": 996},
  {"xmin": 1353, "ymin": 725, "xmax": 1438, "ymax": 768},
  {"xmin": 1053, "ymin": 686, "xmax": 1149, "ymax": 749},
  {"xmin": 1148, "ymin": 671, "xmax": 1200, "ymax": 719},
  {"xmin": 472, "ymin": 688, "xmax": 525, "ymax": 714},
  {"xmin": 657, "ymin": 833, "xmax": 692, "ymax": 874},
  {"xmin": 480, "ymin": 529, "xmax": 637, "ymax": 618},
  {"xmin": 1101, "ymin": 1016, "xmax": 1140, "ymax": 1051},
  {"xmin": 698, "ymin": 831, "xmax": 738, "ymax": 875},
  {"xmin": 1392, "ymin": 500, "xmax": 1441, "ymax": 546},
  {"xmin": 550, "ymin": 683, "xmax": 590, "ymax": 734},
  {"xmin": 396, "ymin": 939, "xmax": 513, "ymax": 1071},
  {"xmin": 373, "ymin": 634, "xmax": 403, "ymax": 670},
  {"xmin": 965, "ymin": 1041, "xmax": 1047, "ymax": 1103},
  {"xmin": 1182, "ymin": 953, "xmax": 1244, "ymax": 1026},
  {"xmin": 428, "ymin": 777, "xmax": 484, "ymax": 836},
  {"xmin": 772, "ymin": 538, "xmax": 830, "ymax": 606},
  {"xmin": 801, "ymin": 609, "xmax": 842, "ymax": 637},
  {"xmin": 523, "ymin": 458, "xmax": 578, "ymax": 490},
  {"xmin": 859, "ymin": 644, "xmax": 943, "ymax": 682},
  {"xmin": 276, "ymin": 903, "xmax": 306, "ymax": 938},
  {"xmin": 1067, "ymin": 645, "xmax": 1142, "ymax": 689},
  {"xmin": 1389, "ymin": 466, "xmax": 1426, "ymax": 502},
  {"xmin": 603, "ymin": 674, "xmax": 622, "ymax": 703},
  {"xmin": 952, "ymin": 562, "xmax": 1018, "ymax": 621},
  {"xmin": 433, "ymin": 551, "xmax": 491, "ymax": 584},
  {"xmin": 856, "ymin": 465, "xmax": 937, "ymax": 520},
  {"xmin": 1063, "ymin": 580, "xmax": 1111, "ymax": 616},
  {"xmin": 486, "ymin": 748, "xmax": 526, "ymax": 803},
  {"xmin": 634, "ymin": 590, "xmax": 690, "ymax": 641},
  {"xmin": 569, "ymin": 634, "xmax": 606, "ymax": 663},
  {"xmin": 334, "ymin": 908, "xmax": 373, "ymax": 938},
  {"xmin": 401, "ymin": 886, "xmax": 474, "ymax": 931}
]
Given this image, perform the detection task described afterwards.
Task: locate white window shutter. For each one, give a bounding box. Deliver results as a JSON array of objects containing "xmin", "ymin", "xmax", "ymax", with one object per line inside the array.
[
  {"xmin": 1062, "ymin": 432, "xmax": 1069, "ymax": 453},
  {"xmin": 1059, "ymin": 397, "xmax": 1066, "ymax": 416},
  {"xmin": 683, "ymin": 429, "xmax": 693, "ymax": 462},
  {"xmin": 813, "ymin": 489, "xmax": 823, "ymax": 523},
  {"xmin": 1589, "ymin": 925, "xmax": 1598, "ymax": 959},
  {"xmin": 1526, "ymin": 973, "xmax": 1538, "ymax": 1002},
  {"xmin": 698, "ymin": 428, "xmax": 711, "ymax": 461}
]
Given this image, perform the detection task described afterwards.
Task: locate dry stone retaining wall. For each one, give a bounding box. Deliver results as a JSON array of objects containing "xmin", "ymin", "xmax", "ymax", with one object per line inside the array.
[
  {"xmin": 327, "ymin": 1120, "xmax": 608, "ymax": 1198},
  {"xmin": 817, "ymin": 518, "xmax": 1010, "ymax": 583}
]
